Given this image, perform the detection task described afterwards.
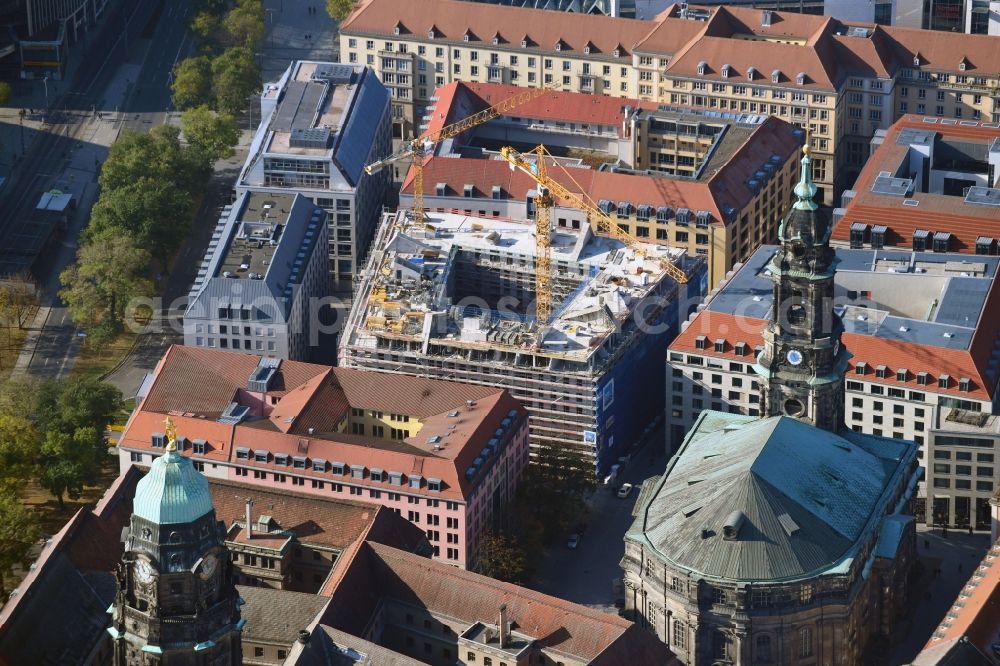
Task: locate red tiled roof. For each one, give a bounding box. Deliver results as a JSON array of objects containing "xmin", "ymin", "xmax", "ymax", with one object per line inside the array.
[
  {"xmin": 207, "ymin": 478, "xmax": 425, "ymax": 552},
  {"xmin": 922, "ymin": 540, "xmax": 1000, "ymax": 655},
  {"xmin": 831, "ymin": 116, "xmax": 1000, "ymax": 253},
  {"xmin": 121, "ymin": 346, "xmax": 527, "ymax": 500},
  {"xmin": 322, "ymin": 541, "xmax": 678, "ymax": 664},
  {"xmin": 343, "ymin": 0, "xmax": 652, "ymax": 57},
  {"xmin": 405, "ymin": 117, "xmax": 799, "ymax": 225},
  {"xmin": 671, "ymin": 310, "xmax": 996, "ymax": 400}
]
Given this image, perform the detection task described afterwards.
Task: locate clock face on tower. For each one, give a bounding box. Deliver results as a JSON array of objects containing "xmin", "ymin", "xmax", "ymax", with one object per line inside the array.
[
  {"xmin": 200, "ymin": 553, "xmax": 218, "ymax": 579},
  {"xmin": 786, "ymin": 349, "xmax": 804, "ymax": 366},
  {"xmin": 135, "ymin": 558, "xmax": 156, "ymax": 584}
]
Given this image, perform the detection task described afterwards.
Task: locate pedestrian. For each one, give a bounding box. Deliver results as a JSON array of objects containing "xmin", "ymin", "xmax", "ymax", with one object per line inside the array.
[{"xmin": 969, "ymin": 526, "xmax": 974, "ymax": 536}]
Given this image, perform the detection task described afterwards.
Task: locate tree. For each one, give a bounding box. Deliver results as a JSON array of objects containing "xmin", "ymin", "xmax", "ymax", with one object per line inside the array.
[
  {"xmin": 0, "ymin": 488, "xmax": 41, "ymax": 598},
  {"xmin": 326, "ymin": 0, "xmax": 357, "ymax": 21},
  {"xmin": 190, "ymin": 10, "xmax": 221, "ymax": 43},
  {"xmin": 211, "ymin": 46, "xmax": 261, "ymax": 116},
  {"xmin": 35, "ymin": 375, "xmax": 121, "ymax": 439},
  {"xmin": 0, "ymin": 82, "xmax": 11, "ymax": 107},
  {"xmin": 0, "ymin": 273, "xmax": 39, "ymax": 329},
  {"xmin": 39, "ymin": 428, "xmax": 101, "ymax": 509},
  {"xmin": 59, "ymin": 231, "xmax": 154, "ymax": 335},
  {"xmin": 171, "ymin": 56, "xmax": 213, "ymax": 110},
  {"xmin": 181, "ymin": 105, "xmax": 241, "ymax": 163},
  {"xmin": 100, "ymin": 125, "xmax": 206, "ymax": 196},
  {"xmin": 473, "ymin": 531, "xmax": 526, "ymax": 583},
  {"xmin": 0, "ymin": 414, "xmax": 40, "ymax": 492},
  {"xmin": 223, "ymin": 1, "xmax": 264, "ymax": 46},
  {"xmin": 513, "ymin": 445, "xmax": 596, "ymax": 545},
  {"xmin": 87, "ymin": 178, "xmax": 195, "ymax": 264}
]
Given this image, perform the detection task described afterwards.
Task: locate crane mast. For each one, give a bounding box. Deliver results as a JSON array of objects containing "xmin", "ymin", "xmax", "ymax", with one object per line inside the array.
[
  {"xmin": 499, "ymin": 144, "xmax": 689, "ymax": 324},
  {"xmin": 364, "ymin": 86, "xmax": 550, "ymax": 225}
]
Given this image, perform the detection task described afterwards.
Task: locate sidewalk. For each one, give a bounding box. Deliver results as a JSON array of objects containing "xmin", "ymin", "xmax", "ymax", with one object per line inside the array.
[{"xmin": 10, "ymin": 306, "xmax": 51, "ymax": 377}]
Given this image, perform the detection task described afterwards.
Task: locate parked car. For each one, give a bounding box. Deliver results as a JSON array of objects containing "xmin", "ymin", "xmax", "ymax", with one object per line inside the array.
[
  {"xmin": 566, "ymin": 533, "xmax": 580, "ymax": 549},
  {"xmin": 617, "ymin": 483, "xmax": 634, "ymax": 499}
]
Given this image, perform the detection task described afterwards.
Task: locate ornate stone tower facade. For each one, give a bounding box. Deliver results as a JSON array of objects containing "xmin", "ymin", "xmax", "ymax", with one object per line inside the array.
[
  {"xmin": 109, "ymin": 419, "xmax": 243, "ymax": 665},
  {"xmin": 754, "ymin": 142, "xmax": 850, "ymax": 432}
]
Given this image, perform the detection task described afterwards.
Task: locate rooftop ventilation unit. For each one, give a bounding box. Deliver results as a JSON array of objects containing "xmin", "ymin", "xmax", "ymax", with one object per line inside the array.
[{"xmin": 289, "ymin": 127, "xmax": 331, "ymax": 149}]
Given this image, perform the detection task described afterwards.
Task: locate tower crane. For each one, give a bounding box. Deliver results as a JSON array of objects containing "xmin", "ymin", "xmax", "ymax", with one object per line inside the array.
[
  {"xmin": 364, "ymin": 86, "xmax": 550, "ymax": 224},
  {"xmin": 499, "ymin": 144, "xmax": 689, "ymax": 324}
]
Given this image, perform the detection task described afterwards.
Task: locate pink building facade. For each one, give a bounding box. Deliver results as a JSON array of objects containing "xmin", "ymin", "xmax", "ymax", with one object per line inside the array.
[{"xmin": 118, "ymin": 346, "xmax": 529, "ymax": 568}]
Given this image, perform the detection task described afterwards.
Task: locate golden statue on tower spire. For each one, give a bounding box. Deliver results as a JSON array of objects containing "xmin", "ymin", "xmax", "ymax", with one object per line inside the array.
[{"xmin": 164, "ymin": 416, "xmax": 178, "ymax": 452}]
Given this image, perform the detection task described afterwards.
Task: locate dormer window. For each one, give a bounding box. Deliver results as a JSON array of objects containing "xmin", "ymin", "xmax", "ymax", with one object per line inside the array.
[
  {"xmin": 698, "ymin": 61, "xmax": 707, "ymax": 76},
  {"xmin": 428, "ymin": 27, "xmax": 437, "ymax": 39},
  {"xmin": 855, "ymin": 362, "xmax": 867, "ymax": 375},
  {"xmin": 555, "ymin": 40, "xmax": 563, "ymax": 52},
  {"xmin": 427, "ymin": 478, "xmax": 442, "ymax": 492},
  {"xmin": 959, "ymin": 58, "xmax": 969, "ymax": 71},
  {"xmin": 747, "ymin": 66, "xmax": 756, "ymax": 81},
  {"xmin": 772, "ymin": 69, "xmax": 781, "ymax": 84},
  {"xmin": 613, "ymin": 48, "xmax": 621, "ymax": 57},
  {"xmin": 409, "ymin": 475, "xmax": 422, "ymax": 489},
  {"xmin": 939, "ymin": 374, "xmax": 950, "ymax": 389},
  {"xmin": 721, "ymin": 64, "xmax": 731, "ymax": 78},
  {"xmin": 370, "ymin": 468, "xmax": 384, "ymax": 482},
  {"xmin": 714, "ymin": 339, "xmax": 725, "ymax": 353},
  {"xmin": 151, "ymin": 432, "xmax": 166, "ymax": 448},
  {"xmin": 584, "ymin": 44, "xmax": 591, "ymax": 55},
  {"xmin": 236, "ymin": 447, "xmax": 250, "ymax": 460},
  {"xmin": 796, "ymin": 72, "xmax": 806, "ymax": 85},
  {"xmin": 521, "ymin": 39, "xmax": 528, "ymax": 48},
  {"xmin": 464, "ymin": 33, "xmax": 470, "ymax": 42},
  {"xmin": 917, "ymin": 372, "xmax": 930, "ymax": 386},
  {"xmin": 192, "ymin": 439, "xmax": 207, "ymax": 455},
  {"xmin": 293, "ymin": 456, "xmax": 307, "ymax": 469},
  {"xmin": 695, "ymin": 335, "xmax": 707, "ymax": 350},
  {"xmin": 254, "ymin": 450, "xmax": 268, "ymax": 463},
  {"xmin": 275, "ymin": 453, "xmax": 289, "ymax": 466},
  {"xmin": 312, "ymin": 458, "xmax": 327, "ymax": 472},
  {"xmin": 959, "ymin": 377, "xmax": 971, "ymax": 392},
  {"xmin": 896, "ymin": 369, "xmax": 908, "ymax": 382},
  {"xmin": 913, "ymin": 55, "xmax": 920, "ymax": 67}
]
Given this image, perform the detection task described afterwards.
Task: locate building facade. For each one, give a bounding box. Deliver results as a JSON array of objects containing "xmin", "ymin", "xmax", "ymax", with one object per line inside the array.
[
  {"xmin": 183, "ymin": 191, "xmax": 329, "ymax": 361},
  {"xmin": 117, "ymin": 345, "xmax": 529, "ymax": 569},
  {"xmin": 340, "ymin": 0, "xmax": 1000, "ymax": 206},
  {"xmin": 108, "ymin": 423, "xmax": 244, "ymax": 665},
  {"xmin": 402, "ymin": 81, "xmax": 801, "ymax": 288},
  {"xmin": 238, "ymin": 61, "xmax": 392, "ymax": 291},
  {"xmin": 340, "ymin": 208, "xmax": 706, "ymax": 474},
  {"xmin": 623, "ymin": 145, "xmax": 920, "ymax": 666}
]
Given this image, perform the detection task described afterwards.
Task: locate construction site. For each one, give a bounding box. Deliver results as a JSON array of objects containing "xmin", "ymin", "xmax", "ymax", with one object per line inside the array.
[{"xmin": 339, "ymin": 209, "xmax": 707, "ymax": 474}]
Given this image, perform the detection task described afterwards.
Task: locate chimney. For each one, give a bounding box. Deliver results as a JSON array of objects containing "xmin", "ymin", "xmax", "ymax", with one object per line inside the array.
[
  {"xmin": 499, "ymin": 604, "xmax": 510, "ymax": 648},
  {"xmin": 245, "ymin": 497, "xmax": 254, "ymax": 539},
  {"xmin": 308, "ymin": 427, "xmax": 315, "ymax": 435},
  {"xmin": 297, "ymin": 629, "xmax": 310, "ymax": 645}
]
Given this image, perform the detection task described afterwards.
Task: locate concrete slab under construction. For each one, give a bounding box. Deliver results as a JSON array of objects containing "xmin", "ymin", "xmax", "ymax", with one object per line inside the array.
[{"xmin": 339, "ymin": 210, "xmax": 707, "ymax": 474}]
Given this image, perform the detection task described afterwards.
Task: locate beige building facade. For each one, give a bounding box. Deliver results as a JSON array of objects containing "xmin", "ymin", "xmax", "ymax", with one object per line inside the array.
[{"xmin": 340, "ymin": 0, "xmax": 1000, "ymax": 206}]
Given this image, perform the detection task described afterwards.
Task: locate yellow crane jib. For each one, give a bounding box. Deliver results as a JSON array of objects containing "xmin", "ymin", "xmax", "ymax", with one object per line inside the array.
[
  {"xmin": 498, "ymin": 145, "xmax": 689, "ymax": 287},
  {"xmin": 363, "ymin": 86, "xmax": 551, "ymax": 225}
]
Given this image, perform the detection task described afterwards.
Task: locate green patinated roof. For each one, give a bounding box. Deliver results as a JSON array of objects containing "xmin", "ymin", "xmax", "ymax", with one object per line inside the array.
[
  {"xmin": 629, "ymin": 412, "xmax": 916, "ymax": 582},
  {"xmin": 133, "ymin": 449, "xmax": 215, "ymax": 525}
]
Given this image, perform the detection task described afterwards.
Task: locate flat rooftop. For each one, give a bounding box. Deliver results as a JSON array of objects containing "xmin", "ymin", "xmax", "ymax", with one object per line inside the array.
[
  {"xmin": 356, "ymin": 210, "xmax": 689, "ymax": 358},
  {"xmin": 215, "ymin": 191, "xmax": 293, "ymax": 280},
  {"xmin": 707, "ymin": 246, "xmax": 1000, "ymax": 352},
  {"xmin": 265, "ymin": 62, "xmax": 360, "ymax": 156}
]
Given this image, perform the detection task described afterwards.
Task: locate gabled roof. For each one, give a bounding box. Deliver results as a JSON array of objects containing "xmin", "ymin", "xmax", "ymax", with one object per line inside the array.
[
  {"xmin": 342, "ymin": 0, "xmax": 649, "ymax": 58},
  {"xmin": 322, "ymin": 541, "xmax": 679, "ymax": 663},
  {"xmin": 631, "ymin": 412, "xmax": 915, "ymax": 582}
]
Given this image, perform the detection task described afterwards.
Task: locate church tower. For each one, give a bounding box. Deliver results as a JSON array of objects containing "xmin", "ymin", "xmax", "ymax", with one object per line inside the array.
[
  {"xmin": 108, "ymin": 419, "xmax": 243, "ymax": 665},
  {"xmin": 754, "ymin": 140, "xmax": 851, "ymax": 432}
]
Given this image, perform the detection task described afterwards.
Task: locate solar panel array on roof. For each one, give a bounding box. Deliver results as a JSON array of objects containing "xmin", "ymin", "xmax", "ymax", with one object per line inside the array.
[
  {"xmin": 334, "ymin": 72, "xmax": 391, "ymax": 187},
  {"xmin": 936, "ymin": 277, "xmax": 991, "ymax": 327},
  {"xmin": 272, "ymin": 81, "xmax": 327, "ymax": 132},
  {"xmin": 965, "ymin": 187, "xmax": 1000, "ymax": 207},
  {"xmin": 871, "ymin": 175, "xmax": 913, "ymax": 197}
]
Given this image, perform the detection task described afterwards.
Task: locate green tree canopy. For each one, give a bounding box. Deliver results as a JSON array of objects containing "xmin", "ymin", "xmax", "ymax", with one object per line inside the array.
[
  {"xmin": 99, "ymin": 126, "xmax": 205, "ymax": 195},
  {"xmin": 211, "ymin": 46, "xmax": 261, "ymax": 116},
  {"xmin": 223, "ymin": 1, "xmax": 264, "ymax": 46},
  {"xmin": 473, "ymin": 531, "xmax": 527, "ymax": 583},
  {"xmin": 326, "ymin": 0, "xmax": 357, "ymax": 21},
  {"xmin": 35, "ymin": 375, "xmax": 121, "ymax": 440},
  {"xmin": 190, "ymin": 10, "xmax": 221, "ymax": 43},
  {"xmin": 171, "ymin": 55, "xmax": 213, "ymax": 110},
  {"xmin": 0, "ymin": 414, "xmax": 40, "ymax": 492},
  {"xmin": 0, "ymin": 488, "xmax": 40, "ymax": 597},
  {"xmin": 59, "ymin": 230, "xmax": 155, "ymax": 331},
  {"xmin": 87, "ymin": 178, "xmax": 195, "ymax": 263},
  {"xmin": 181, "ymin": 105, "xmax": 241, "ymax": 164}
]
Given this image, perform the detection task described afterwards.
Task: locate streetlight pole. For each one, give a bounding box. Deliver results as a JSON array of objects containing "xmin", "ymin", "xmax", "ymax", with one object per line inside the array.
[{"xmin": 42, "ymin": 76, "xmax": 49, "ymax": 107}]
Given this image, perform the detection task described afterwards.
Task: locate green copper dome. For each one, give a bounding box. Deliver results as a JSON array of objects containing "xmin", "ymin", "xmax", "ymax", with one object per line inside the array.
[{"xmin": 133, "ymin": 440, "xmax": 214, "ymax": 526}]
